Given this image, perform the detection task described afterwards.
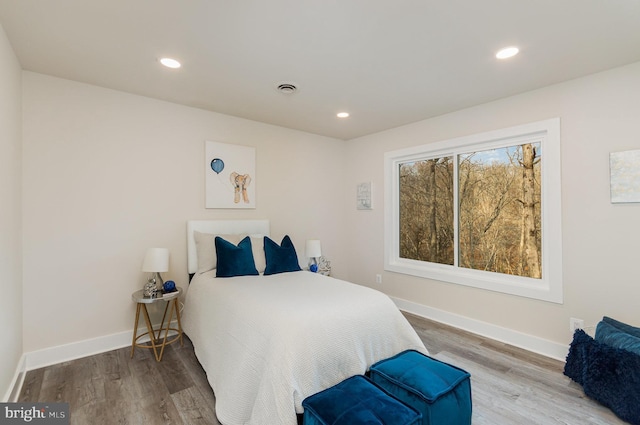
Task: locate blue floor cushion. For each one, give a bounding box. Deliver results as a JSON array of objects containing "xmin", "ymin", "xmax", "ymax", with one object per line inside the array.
[
  {"xmin": 370, "ymin": 350, "xmax": 472, "ymax": 425},
  {"xmin": 302, "ymin": 375, "xmax": 422, "ymax": 425}
]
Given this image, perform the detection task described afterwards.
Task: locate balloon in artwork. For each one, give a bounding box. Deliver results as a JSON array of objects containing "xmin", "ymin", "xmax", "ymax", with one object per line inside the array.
[{"xmin": 211, "ymin": 158, "xmax": 225, "ymax": 174}]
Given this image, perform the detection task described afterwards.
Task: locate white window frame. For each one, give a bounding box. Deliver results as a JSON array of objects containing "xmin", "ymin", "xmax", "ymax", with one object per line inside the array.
[{"xmin": 384, "ymin": 118, "xmax": 563, "ymax": 303}]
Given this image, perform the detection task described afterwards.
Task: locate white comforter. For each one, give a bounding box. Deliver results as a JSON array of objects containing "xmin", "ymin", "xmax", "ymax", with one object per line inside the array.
[{"xmin": 181, "ymin": 270, "xmax": 427, "ymax": 425}]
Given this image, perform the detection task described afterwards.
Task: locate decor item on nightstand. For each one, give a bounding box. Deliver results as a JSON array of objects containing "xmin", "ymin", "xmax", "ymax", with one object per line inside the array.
[
  {"xmin": 305, "ymin": 239, "xmax": 322, "ymax": 272},
  {"xmin": 143, "ymin": 276, "xmax": 156, "ymax": 298},
  {"xmin": 142, "ymin": 248, "xmax": 169, "ymax": 297},
  {"xmin": 317, "ymin": 256, "xmax": 331, "ymax": 276},
  {"xmin": 163, "ymin": 280, "xmax": 177, "ymax": 294}
]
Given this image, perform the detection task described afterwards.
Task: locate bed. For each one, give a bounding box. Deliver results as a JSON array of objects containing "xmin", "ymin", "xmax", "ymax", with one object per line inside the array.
[{"xmin": 181, "ymin": 220, "xmax": 427, "ymax": 425}]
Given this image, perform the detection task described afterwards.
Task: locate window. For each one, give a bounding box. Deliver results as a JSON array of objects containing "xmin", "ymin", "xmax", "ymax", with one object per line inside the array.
[{"xmin": 384, "ymin": 119, "xmax": 562, "ymax": 303}]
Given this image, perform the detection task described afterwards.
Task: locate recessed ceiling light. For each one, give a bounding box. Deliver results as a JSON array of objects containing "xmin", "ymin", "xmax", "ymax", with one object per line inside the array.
[
  {"xmin": 337, "ymin": 112, "xmax": 350, "ymax": 118},
  {"xmin": 496, "ymin": 47, "xmax": 519, "ymax": 59},
  {"xmin": 159, "ymin": 57, "xmax": 181, "ymax": 69}
]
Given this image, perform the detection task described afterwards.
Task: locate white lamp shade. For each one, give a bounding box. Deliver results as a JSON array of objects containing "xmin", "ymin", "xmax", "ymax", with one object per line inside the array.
[
  {"xmin": 305, "ymin": 240, "xmax": 322, "ymax": 258},
  {"xmin": 142, "ymin": 248, "xmax": 169, "ymax": 272}
]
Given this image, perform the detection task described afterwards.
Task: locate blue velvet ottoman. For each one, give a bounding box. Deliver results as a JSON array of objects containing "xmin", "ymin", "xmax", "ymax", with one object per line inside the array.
[
  {"xmin": 302, "ymin": 375, "xmax": 422, "ymax": 425},
  {"xmin": 369, "ymin": 350, "xmax": 472, "ymax": 425}
]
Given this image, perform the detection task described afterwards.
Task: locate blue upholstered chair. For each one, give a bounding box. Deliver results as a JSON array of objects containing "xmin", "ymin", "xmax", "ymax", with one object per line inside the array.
[
  {"xmin": 302, "ymin": 375, "xmax": 422, "ymax": 425},
  {"xmin": 370, "ymin": 350, "xmax": 472, "ymax": 425}
]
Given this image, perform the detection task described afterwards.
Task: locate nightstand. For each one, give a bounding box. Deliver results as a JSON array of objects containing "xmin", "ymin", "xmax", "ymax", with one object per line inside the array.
[{"xmin": 130, "ymin": 287, "xmax": 183, "ymax": 361}]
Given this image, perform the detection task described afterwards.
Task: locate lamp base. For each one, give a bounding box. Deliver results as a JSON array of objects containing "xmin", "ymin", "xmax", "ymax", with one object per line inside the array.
[{"xmin": 308, "ymin": 257, "xmax": 319, "ymax": 272}]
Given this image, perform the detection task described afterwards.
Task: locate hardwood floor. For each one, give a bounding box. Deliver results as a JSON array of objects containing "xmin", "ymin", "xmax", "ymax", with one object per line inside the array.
[
  {"xmin": 18, "ymin": 314, "xmax": 627, "ymax": 424},
  {"xmin": 404, "ymin": 313, "xmax": 625, "ymax": 425},
  {"xmin": 20, "ymin": 337, "xmax": 219, "ymax": 425}
]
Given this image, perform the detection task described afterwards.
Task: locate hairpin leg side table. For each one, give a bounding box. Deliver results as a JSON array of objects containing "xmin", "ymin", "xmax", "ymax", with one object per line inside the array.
[{"xmin": 130, "ymin": 287, "xmax": 183, "ymax": 361}]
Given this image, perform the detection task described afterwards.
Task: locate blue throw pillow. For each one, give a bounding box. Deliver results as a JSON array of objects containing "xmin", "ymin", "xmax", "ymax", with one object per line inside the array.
[
  {"xmin": 595, "ymin": 320, "xmax": 640, "ymax": 356},
  {"xmin": 583, "ymin": 333, "xmax": 640, "ymax": 425},
  {"xmin": 263, "ymin": 235, "xmax": 302, "ymax": 275},
  {"xmin": 215, "ymin": 236, "xmax": 259, "ymax": 278},
  {"xmin": 564, "ymin": 329, "xmax": 592, "ymax": 385},
  {"xmin": 603, "ymin": 316, "xmax": 640, "ymax": 339}
]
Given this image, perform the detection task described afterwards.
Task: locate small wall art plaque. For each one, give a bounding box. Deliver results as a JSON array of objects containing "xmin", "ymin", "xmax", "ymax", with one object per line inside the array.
[
  {"xmin": 357, "ymin": 182, "xmax": 373, "ymax": 210},
  {"xmin": 610, "ymin": 149, "xmax": 640, "ymax": 203}
]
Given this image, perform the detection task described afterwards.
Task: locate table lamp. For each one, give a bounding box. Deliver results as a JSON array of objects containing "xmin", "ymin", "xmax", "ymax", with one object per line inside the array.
[
  {"xmin": 305, "ymin": 240, "xmax": 322, "ymax": 272},
  {"xmin": 142, "ymin": 248, "xmax": 169, "ymax": 296}
]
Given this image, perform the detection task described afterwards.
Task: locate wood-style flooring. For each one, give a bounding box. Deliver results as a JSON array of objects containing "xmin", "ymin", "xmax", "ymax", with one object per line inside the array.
[{"xmin": 18, "ymin": 313, "xmax": 627, "ymax": 424}]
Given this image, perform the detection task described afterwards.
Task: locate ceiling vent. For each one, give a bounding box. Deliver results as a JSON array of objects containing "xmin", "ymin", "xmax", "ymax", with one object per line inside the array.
[{"xmin": 276, "ymin": 82, "xmax": 298, "ymax": 94}]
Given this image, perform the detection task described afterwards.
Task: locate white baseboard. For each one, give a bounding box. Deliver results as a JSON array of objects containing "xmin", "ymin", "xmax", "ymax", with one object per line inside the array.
[
  {"xmin": 3, "ymin": 354, "xmax": 26, "ymax": 402},
  {"xmin": 25, "ymin": 330, "xmax": 133, "ymax": 371},
  {"xmin": 11, "ymin": 321, "xmax": 180, "ymax": 399},
  {"xmin": 392, "ymin": 296, "xmax": 569, "ymax": 361},
  {"xmin": 24, "ymin": 319, "xmax": 181, "ymax": 371}
]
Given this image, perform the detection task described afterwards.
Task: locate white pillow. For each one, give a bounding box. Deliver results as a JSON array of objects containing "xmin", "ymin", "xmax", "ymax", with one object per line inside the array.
[
  {"xmin": 250, "ymin": 235, "xmax": 266, "ymax": 274},
  {"xmin": 194, "ymin": 231, "xmax": 244, "ymax": 274},
  {"xmin": 194, "ymin": 231, "xmax": 267, "ymax": 274}
]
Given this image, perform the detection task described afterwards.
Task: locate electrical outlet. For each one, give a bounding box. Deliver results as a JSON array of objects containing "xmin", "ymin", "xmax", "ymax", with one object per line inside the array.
[
  {"xmin": 375, "ymin": 274, "xmax": 382, "ymax": 284},
  {"xmin": 569, "ymin": 317, "xmax": 584, "ymax": 332}
]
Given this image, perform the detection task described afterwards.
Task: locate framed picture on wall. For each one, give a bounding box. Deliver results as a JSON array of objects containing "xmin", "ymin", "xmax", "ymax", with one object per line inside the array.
[
  {"xmin": 205, "ymin": 141, "xmax": 256, "ymax": 209},
  {"xmin": 610, "ymin": 149, "xmax": 640, "ymax": 203},
  {"xmin": 357, "ymin": 182, "xmax": 373, "ymax": 210}
]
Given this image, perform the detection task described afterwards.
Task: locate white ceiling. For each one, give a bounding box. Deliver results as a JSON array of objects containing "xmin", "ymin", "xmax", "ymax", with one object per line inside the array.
[{"xmin": 1, "ymin": 1, "xmax": 640, "ymax": 140}]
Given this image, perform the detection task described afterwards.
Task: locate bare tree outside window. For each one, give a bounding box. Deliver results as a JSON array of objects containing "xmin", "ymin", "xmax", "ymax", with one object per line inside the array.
[
  {"xmin": 399, "ymin": 157, "xmax": 454, "ymax": 265},
  {"xmin": 387, "ymin": 119, "xmax": 561, "ymax": 303},
  {"xmin": 398, "ymin": 143, "xmax": 541, "ymax": 279},
  {"xmin": 458, "ymin": 143, "xmax": 541, "ymax": 278}
]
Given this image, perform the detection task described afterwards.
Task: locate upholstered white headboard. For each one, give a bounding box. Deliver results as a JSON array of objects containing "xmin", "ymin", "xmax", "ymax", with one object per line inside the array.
[{"xmin": 187, "ymin": 219, "xmax": 270, "ymax": 274}]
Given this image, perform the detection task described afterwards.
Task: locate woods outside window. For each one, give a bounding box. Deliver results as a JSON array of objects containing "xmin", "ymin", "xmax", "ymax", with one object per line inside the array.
[{"xmin": 384, "ymin": 119, "xmax": 563, "ymax": 303}]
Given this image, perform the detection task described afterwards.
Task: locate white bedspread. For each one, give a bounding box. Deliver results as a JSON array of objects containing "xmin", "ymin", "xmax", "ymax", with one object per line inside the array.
[{"xmin": 181, "ymin": 270, "xmax": 427, "ymax": 425}]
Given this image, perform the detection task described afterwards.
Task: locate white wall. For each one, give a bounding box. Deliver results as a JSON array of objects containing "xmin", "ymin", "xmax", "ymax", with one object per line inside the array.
[
  {"xmin": 18, "ymin": 54, "xmax": 640, "ymax": 363},
  {"xmin": 0, "ymin": 23, "xmax": 23, "ymax": 400},
  {"xmin": 22, "ymin": 72, "xmax": 347, "ymax": 353},
  {"xmin": 344, "ymin": 61, "xmax": 640, "ymax": 356}
]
